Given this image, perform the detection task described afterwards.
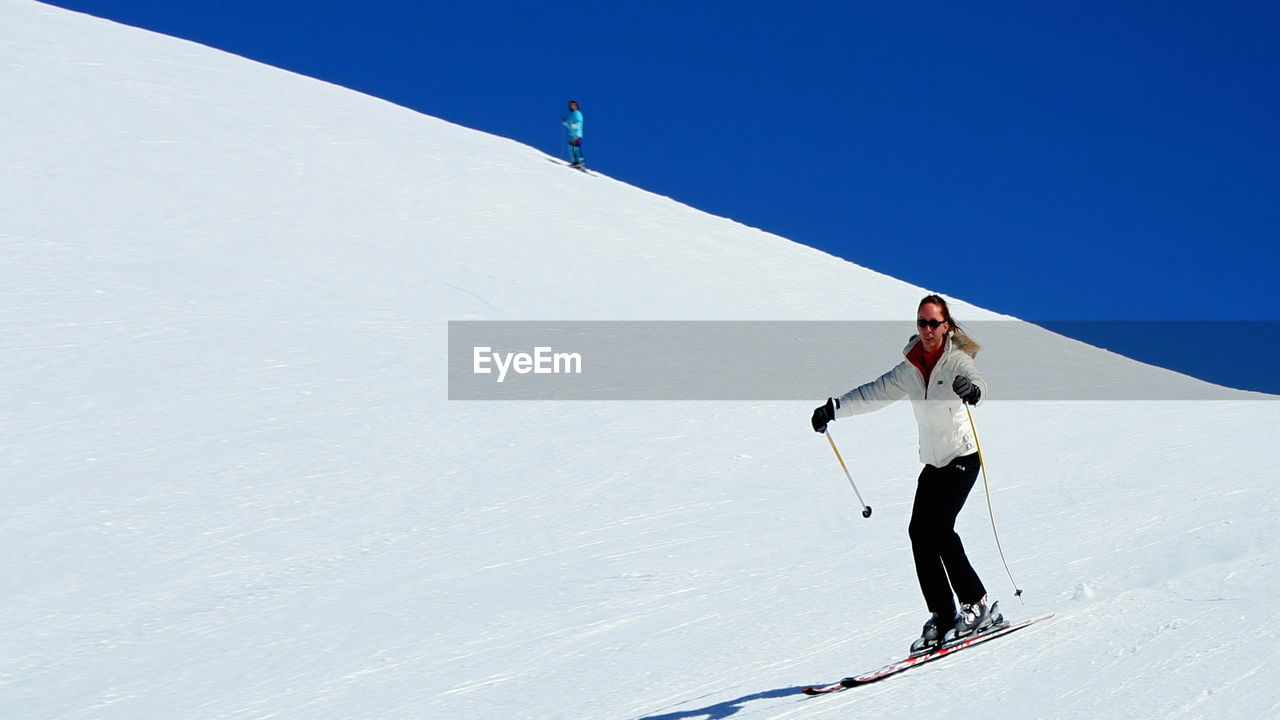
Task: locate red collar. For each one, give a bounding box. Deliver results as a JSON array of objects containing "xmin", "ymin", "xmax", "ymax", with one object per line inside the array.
[{"xmin": 907, "ymin": 339, "xmax": 946, "ymax": 382}]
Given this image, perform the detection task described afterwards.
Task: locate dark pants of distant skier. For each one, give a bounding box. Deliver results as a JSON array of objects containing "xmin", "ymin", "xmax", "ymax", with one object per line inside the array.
[
  {"xmin": 569, "ymin": 137, "xmax": 584, "ymax": 166},
  {"xmin": 909, "ymin": 453, "xmax": 986, "ymax": 618}
]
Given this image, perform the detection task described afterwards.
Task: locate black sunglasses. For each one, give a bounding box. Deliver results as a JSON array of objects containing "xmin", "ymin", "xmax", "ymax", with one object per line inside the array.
[{"xmin": 916, "ymin": 318, "xmax": 947, "ymax": 329}]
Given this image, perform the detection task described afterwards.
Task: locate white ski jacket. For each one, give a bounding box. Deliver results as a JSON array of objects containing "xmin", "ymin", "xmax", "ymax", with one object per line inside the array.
[{"xmin": 834, "ymin": 333, "xmax": 987, "ymax": 468}]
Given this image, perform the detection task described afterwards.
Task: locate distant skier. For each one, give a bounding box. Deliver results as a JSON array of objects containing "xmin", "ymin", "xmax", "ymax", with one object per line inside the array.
[
  {"xmin": 810, "ymin": 294, "xmax": 1001, "ymax": 654},
  {"xmin": 561, "ymin": 100, "xmax": 584, "ymax": 168}
]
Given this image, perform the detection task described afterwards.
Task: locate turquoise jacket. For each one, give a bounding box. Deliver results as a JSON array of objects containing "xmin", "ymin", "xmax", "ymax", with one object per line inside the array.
[{"xmin": 566, "ymin": 109, "xmax": 583, "ymax": 140}]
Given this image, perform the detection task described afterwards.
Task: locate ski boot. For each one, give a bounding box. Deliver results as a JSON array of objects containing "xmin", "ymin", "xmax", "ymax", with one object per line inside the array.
[
  {"xmin": 910, "ymin": 611, "xmax": 959, "ymax": 655},
  {"xmin": 947, "ymin": 596, "xmax": 1003, "ymax": 641}
]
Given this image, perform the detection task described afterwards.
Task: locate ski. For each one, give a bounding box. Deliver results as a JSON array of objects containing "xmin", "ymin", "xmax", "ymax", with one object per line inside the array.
[
  {"xmin": 545, "ymin": 158, "xmax": 591, "ymax": 174},
  {"xmin": 802, "ymin": 614, "xmax": 1054, "ymax": 695}
]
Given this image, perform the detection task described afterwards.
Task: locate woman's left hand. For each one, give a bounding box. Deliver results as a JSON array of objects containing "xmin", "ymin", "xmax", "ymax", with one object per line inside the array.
[{"xmin": 952, "ymin": 375, "xmax": 981, "ymax": 404}]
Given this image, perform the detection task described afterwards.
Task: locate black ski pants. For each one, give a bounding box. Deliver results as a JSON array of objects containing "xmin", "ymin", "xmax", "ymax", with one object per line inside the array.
[{"xmin": 908, "ymin": 452, "xmax": 986, "ymax": 618}]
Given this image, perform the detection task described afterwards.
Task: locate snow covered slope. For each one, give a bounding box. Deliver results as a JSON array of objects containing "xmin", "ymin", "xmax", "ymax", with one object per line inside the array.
[{"xmin": 3, "ymin": 1, "xmax": 1277, "ymax": 718}]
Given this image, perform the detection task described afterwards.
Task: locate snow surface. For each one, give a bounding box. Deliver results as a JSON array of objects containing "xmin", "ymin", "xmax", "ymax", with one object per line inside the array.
[{"xmin": 3, "ymin": 2, "xmax": 1279, "ymax": 718}]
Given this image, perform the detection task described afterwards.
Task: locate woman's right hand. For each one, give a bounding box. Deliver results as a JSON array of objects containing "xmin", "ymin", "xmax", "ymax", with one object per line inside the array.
[{"xmin": 811, "ymin": 397, "xmax": 836, "ymax": 433}]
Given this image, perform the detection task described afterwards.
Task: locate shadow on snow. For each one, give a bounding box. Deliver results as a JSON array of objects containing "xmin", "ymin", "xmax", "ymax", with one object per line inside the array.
[{"xmin": 634, "ymin": 686, "xmax": 808, "ymax": 720}]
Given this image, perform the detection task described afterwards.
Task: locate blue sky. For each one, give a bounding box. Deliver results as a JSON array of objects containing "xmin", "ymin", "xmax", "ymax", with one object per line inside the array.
[{"xmin": 47, "ymin": 1, "xmax": 1280, "ymax": 394}]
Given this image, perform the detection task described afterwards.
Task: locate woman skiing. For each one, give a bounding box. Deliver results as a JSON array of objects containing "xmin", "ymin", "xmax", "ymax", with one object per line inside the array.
[{"xmin": 810, "ymin": 294, "xmax": 1001, "ymax": 653}]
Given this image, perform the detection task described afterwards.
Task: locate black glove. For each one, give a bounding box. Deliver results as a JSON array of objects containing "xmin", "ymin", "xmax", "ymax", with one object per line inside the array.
[
  {"xmin": 952, "ymin": 375, "xmax": 981, "ymax": 405},
  {"xmin": 811, "ymin": 397, "xmax": 836, "ymax": 433}
]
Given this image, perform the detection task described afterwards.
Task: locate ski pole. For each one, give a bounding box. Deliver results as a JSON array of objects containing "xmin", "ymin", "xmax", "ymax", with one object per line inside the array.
[
  {"xmin": 965, "ymin": 404, "xmax": 1024, "ymax": 604},
  {"xmin": 824, "ymin": 427, "xmax": 872, "ymax": 518}
]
